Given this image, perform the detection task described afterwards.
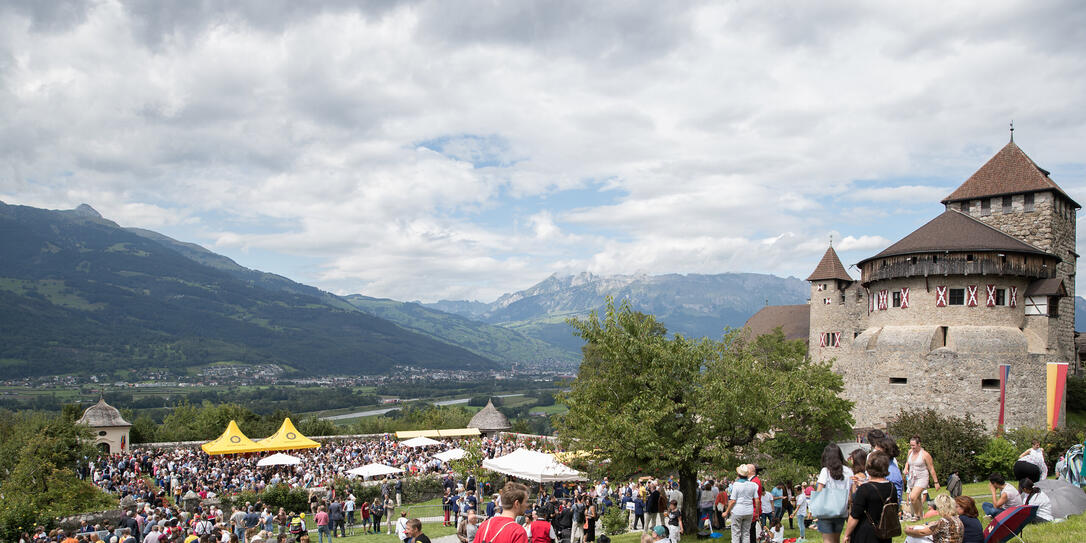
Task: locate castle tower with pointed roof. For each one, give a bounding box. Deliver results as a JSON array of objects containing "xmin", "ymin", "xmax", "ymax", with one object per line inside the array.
[
  {"xmin": 797, "ymin": 138, "xmax": 1076, "ymax": 430},
  {"xmin": 941, "ymin": 140, "xmax": 1078, "ymax": 361},
  {"xmin": 807, "ymin": 247, "xmax": 863, "ymax": 352}
]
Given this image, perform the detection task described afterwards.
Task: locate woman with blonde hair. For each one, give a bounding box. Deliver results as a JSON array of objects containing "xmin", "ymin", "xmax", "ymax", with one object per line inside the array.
[{"xmin": 903, "ymin": 494, "xmax": 963, "ymax": 543}]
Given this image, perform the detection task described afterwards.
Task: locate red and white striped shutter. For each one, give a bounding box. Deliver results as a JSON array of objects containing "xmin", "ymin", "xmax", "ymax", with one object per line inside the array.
[
  {"xmin": 936, "ymin": 286, "xmax": 947, "ymax": 307},
  {"xmin": 967, "ymin": 285, "xmax": 978, "ymax": 307},
  {"xmin": 819, "ymin": 333, "xmax": 827, "ymax": 347},
  {"xmin": 817, "ymin": 284, "xmax": 825, "ymax": 291},
  {"xmin": 833, "ymin": 332, "xmax": 841, "ymax": 348},
  {"xmin": 1010, "ymin": 286, "xmax": 1017, "ymax": 308},
  {"xmin": 824, "ymin": 297, "xmax": 831, "ymax": 305},
  {"xmin": 879, "ymin": 290, "xmax": 888, "ymax": 310},
  {"xmin": 986, "ymin": 284, "xmax": 996, "ymax": 307},
  {"xmin": 901, "ymin": 287, "xmax": 909, "ymax": 309}
]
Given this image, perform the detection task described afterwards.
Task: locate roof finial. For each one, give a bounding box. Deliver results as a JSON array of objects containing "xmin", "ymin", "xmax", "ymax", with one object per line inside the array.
[
  {"xmin": 1010, "ymin": 120, "xmax": 1014, "ymax": 142},
  {"xmin": 829, "ymin": 234, "xmax": 833, "ymax": 248}
]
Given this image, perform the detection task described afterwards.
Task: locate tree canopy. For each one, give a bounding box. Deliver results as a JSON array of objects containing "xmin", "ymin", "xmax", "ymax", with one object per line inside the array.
[{"xmin": 557, "ymin": 299, "xmax": 853, "ymax": 530}]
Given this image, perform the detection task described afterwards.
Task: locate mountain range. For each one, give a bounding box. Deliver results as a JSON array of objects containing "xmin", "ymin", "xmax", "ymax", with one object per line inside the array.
[
  {"xmin": 5, "ymin": 202, "xmax": 1083, "ymax": 378},
  {"xmin": 0, "ymin": 201, "xmax": 495, "ymax": 377},
  {"xmin": 425, "ymin": 271, "xmax": 811, "ymax": 350}
]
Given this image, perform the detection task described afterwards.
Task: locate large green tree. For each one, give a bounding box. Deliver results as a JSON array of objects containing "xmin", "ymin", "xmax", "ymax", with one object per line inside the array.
[{"xmin": 557, "ymin": 300, "xmax": 852, "ymax": 531}]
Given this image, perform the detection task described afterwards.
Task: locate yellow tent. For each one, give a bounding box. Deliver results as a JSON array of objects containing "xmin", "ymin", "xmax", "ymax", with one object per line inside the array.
[
  {"xmin": 258, "ymin": 418, "xmax": 320, "ymax": 451},
  {"xmin": 201, "ymin": 420, "xmax": 264, "ymax": 455}
]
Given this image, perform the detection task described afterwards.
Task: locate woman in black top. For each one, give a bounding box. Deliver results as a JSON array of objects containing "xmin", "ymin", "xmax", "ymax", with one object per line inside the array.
[
  {"xmin": 955, "ymin": 496, "xmax": 983, "ymax": 543},
  {"xmin": 843, "ymin": 451, "xmax": 897, "ymax": 543}
]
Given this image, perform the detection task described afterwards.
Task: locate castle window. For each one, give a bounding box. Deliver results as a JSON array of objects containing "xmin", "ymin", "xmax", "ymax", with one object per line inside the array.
[
  {"xmin": 993, "ymin": 288, "xmax": 1006, "ymax": 306},
  {"xmin": 98, "ymin": 431, "xmax": 107, "ymax": 436},
  {"xmin": 889, "ymin": 377, "xmax": 908, "ymax": 385},
  {"xmin": 1024, "ymin": 193, "xmax": 1035, "ymax": 212},
  {"xmin": 892, "ymin": 291, "xmax": 901, "ymax": 308},
  {"xmin": 981, "ymin": 379, "xmax": 1000, "ymax": 390},
  {"xmin": 948, "ymin": 288, "xmax": 965, "ymax": 305},
  {"xmin": 960, "ymin": 201, "xmax": 969, "ymax": 213},
  {"xmin": 1002, "ymin": 195, "xmax": 1012, "ymax": 213},
  {"xmin": 981, "ymin": 199, "xmax": 991, "ymax": 216},
  {"xmin": 1049, "ymin": 296, "xmax": 1060, "ymax": 317},
  {"xmin": 966, "ymin": 254, "xmax": 975, "ymax": 262}
]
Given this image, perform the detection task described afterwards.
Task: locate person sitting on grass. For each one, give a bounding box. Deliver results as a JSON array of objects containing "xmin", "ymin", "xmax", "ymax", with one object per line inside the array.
[
  {"xmin": 903, "ymin": 495, "xmax": 962, "ymax": 543},
  {"xmin": 1018, "ymin": 479, "xmax": 1053, "ymax": 523},
  {"xmin": 981, "ymin": 473, "xmax": 1022, "ymax": 518},
  {"xmin": 953, "ymin": 496, "xmax": 982, "ymax": 543}
]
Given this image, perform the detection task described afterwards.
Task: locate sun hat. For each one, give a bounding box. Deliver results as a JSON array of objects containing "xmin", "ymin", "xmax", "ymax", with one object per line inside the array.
[{"xmin": 736, "ymin": 464, "xmax": 750, "ymax": 477}]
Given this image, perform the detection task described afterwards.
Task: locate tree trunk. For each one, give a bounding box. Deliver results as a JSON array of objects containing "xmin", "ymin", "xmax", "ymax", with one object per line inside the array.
[{"xmin": 679, "ymin": 467, "xmax": 699, "ymax": 538}]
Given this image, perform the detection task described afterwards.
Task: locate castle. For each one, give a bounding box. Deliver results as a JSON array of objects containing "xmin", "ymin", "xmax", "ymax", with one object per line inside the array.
[{"xmin": 754, "ymin": 138, "xmax": 1077, "ymax": 430}]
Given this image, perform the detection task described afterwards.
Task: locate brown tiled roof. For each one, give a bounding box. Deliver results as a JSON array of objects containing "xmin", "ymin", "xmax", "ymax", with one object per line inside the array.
[
  {"xmin": 942, "ymin": 141, "xmax": 1079, "ymax": 208},
  {"xmin": 806, "ymin": 247, "xmax": 853, "ymax": 282},
  {"xmin": 859, "ymin": 210, "xmax": 1052, "ymax": 265},
  {"xmin": 1025, "ymin": 277, "xmax": 1066, "ymax": 297},
  {"xmin": 743, "ymin": 304, "xmax": 810, "ymax": 342}
]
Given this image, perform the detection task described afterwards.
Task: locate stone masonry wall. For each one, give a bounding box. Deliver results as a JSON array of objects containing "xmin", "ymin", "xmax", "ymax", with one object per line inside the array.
[
  {"xmin": 834, "ymin": 340, "xmax": 1049, "ymax": 431},
  {"xmin": 864, "ymin": 276, "xmax": 1031, "ymax": 330},
  {"xmin": 810, "ymin": 280, "xmax": 868, "ymax": 363},
  {"xmin": 956, "ymin": 191, "xmax": 1077, "ymax": 360}
]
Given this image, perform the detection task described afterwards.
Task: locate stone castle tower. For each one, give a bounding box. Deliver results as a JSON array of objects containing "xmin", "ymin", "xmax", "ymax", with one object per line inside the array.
[{"xmin": 805, "ymin": 139, "xmax": 1077, "ymax": 430}]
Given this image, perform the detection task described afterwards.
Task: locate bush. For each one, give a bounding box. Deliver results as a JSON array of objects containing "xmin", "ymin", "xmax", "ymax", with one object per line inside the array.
[
  {"xmin": 261, "ymin": 484, "xmax": 310, "ymax": 514},
  {"xmin": 976, "ymin": 437, "xmax": 1018, "ymax": 478},
  {"xmin": 887, "ymin": 408, "xmax": 988, "ymax": 482},
  {"xmin": 1068, "ymin": 376, "xmax": 1086, "ymax": 412},
  {"xmin": 601, "ymin": 506, "xmax": 629, "ymax": 535}
]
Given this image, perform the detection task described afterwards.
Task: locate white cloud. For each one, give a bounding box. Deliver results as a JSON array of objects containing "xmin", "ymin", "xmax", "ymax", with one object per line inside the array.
[{"xmin": 2, "ymin": 0, "xmax": 1086, "ymax": 300}]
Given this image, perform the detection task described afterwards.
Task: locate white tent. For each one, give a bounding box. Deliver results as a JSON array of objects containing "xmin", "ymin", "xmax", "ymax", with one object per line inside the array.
[
  {"xmin": 257, "ymin": 453, "xmax": 302, "ymax": 466},
  {"xmin": 433, "ymin": 448, "xmax": 466, "ymax": 463},
  {"xmin": 401, "ymin": 436, "xmax": 441, "ymax": 448},
  {"xmin": 347, "ymin": 463, "xmax": 404, "ymax": 478},
  {"xmin": 481, "ymin": 448, "xmax": 585, "ymax": 483}
]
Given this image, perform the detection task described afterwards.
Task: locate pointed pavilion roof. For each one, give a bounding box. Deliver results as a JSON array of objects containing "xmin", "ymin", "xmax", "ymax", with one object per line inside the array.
[
  {"xmin": 77, "ymin": 397, "xmax": 131, "ymax": 428},
  {"xmin": 858, "ymin": 210, "xmax": 1053, "ymax": 266},
  {"xmin": 806, "ymin": 246, "xmax": 853, "ymax": 282},
  {"xmin": 258, "ymin": 418, "xmax": 320, "ymax": 451},
  {"xmin": 942, "ymin": 141, "xmax": 1079, "ymax": 208},
  {"xmin": 201, "ymin": 420, "xmax": 264, "ymax": 455},
  {"xmin": 468, "ymin": 399, "xmax": 511, "ymax": 432}
]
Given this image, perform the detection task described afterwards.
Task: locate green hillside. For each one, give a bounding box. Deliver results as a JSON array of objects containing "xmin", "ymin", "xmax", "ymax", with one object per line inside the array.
[
  {"xmin": 0, "ymin": 202, "xmax": 496, "ymax": 377},
  {"xmin": 343, "ymin": 294, "xmax": 579, "ymax": 364}
]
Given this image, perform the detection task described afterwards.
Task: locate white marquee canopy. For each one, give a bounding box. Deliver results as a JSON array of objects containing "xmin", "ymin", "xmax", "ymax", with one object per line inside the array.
[{"xmin": 481, "ymin": 448, "xmax": 585, "ymax": 483}]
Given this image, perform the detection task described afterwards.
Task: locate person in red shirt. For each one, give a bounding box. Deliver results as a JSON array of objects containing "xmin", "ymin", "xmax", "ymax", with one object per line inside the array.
[
  {"xmin": 748, "ymin": 464, "xmax": 764, "ymax": 543},
  {"xmin": 473, "ymin": 482, "xmax": 530, "ymax": 543},
  {"xmin": 712, "ymin": 485, "xmax": 729, "ymax": 530},
  {"xmin": 315, "ymin": 505, "xmax": 332, "ymax": 543},
  {"xmin": 529, "ymin": 509, "xmax": 557, "ymax": 543}
]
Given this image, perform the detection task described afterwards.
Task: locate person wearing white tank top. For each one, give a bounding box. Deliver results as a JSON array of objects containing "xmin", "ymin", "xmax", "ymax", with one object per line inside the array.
[{"xmin": 903, "ymin": 435, "xmax": 939, "ymax": 520}]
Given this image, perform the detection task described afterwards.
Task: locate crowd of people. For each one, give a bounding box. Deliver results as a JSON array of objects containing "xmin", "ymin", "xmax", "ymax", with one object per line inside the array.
[
  {"xmin": 33, "ymin": 429, "xmax": 1067, "ymax": 543},
  {"xmin": 82, "ymin": 435, "xmax": 552, "ymax": 505}
]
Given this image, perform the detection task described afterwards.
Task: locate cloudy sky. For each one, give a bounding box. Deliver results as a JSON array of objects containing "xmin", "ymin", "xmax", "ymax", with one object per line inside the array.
[{"xmin": 3, "ymin": 1, "xmax": 1086, "ymax": 302}]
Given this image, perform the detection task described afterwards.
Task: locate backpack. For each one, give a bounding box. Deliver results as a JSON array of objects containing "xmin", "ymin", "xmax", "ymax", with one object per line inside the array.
[{"xmin": 865, "ymin": 484, "xmax": 901, "ymax": 539}]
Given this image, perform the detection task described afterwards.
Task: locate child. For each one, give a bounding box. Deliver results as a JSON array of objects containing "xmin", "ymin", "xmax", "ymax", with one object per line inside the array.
[{"xmin": 768, "ymin": 520, "xmax": 783, "ymax": 543}]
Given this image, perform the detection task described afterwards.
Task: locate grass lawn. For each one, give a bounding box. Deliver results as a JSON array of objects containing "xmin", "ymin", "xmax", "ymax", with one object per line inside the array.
[
  {"xmin": 602, "ymin": 480, "xmax": 1086, "ymax": 543},
  {"xmin": 331, "ymin": 522, "xmax": 457, "ymax": 543}
]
